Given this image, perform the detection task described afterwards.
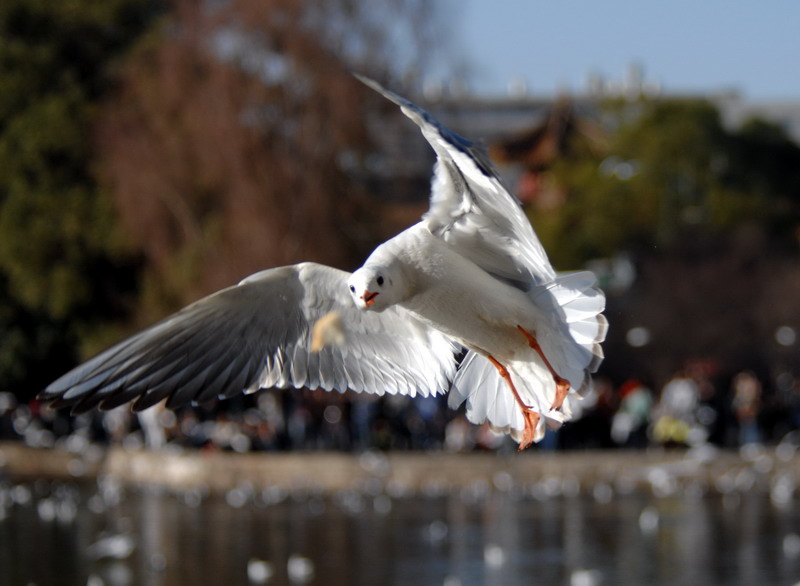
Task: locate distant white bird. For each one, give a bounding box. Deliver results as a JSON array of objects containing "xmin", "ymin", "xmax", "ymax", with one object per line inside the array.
[
  {"xmin": 85, "ymin": 531, "xmax": 136, "ymax": 560},
  {"xmin": 40, "ymin": 76, "xmax": 606, "ymax": 449}
]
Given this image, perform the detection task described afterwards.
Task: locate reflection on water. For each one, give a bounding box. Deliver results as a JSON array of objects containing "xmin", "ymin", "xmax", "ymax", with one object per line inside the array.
[{"xmin": 2, "ymin": 478, "xmax": 800, "ymax": 586}]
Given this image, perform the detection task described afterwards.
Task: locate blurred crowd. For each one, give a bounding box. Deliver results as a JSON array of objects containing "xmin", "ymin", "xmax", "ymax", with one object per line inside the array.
[{"xmin": 3, "ymin": 363, "xmax": 800, "ymax": 453}]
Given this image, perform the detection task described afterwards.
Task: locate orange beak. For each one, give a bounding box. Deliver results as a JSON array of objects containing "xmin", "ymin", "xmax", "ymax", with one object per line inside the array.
[{"xmin": 362, "ymin": 291, "xmax": 378, "ymax": 307}]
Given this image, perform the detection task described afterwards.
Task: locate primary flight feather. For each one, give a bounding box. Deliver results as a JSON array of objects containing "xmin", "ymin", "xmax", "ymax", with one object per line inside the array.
[{"xmin": 40, "ymin": 76, "xmax": 607, "ymax": 449}]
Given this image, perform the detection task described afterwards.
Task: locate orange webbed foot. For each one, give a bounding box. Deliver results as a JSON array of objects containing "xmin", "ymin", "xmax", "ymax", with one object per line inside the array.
[
  {"xmin": 551, "ymin": 376, "xmax": 570, "ymax": 411},
  {"xmin": 516, "ymin": 325, "xmax": 572, "ymax": 411},
  {"xmin": 486, "ymin": 354, "xmax": 541, "ymax": 450},
  {"xmin": 518, "ymin": 409, "xmax": 540, "ymax": 451}
]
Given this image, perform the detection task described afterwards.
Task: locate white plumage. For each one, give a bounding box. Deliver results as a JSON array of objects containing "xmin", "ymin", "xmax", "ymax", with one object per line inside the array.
[{"xmin": 40, "ymin": 76, "xmax": 606, "ymax": 449}]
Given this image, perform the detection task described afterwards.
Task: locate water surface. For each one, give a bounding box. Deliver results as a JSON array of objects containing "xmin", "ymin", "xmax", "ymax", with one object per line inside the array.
[{"xmin": 1, "ymin": 479, "xmax": 799, "ymax": 585}]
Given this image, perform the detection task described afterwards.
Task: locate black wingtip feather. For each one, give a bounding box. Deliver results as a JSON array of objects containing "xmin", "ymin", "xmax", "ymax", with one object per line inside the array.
[{"xmin": 355, "ymin": 73, "xmax": 494, "ymax": 180}]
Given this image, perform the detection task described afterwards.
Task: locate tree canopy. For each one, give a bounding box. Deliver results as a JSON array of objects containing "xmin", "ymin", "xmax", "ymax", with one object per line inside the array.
[
  {"xmin": 0, "ymin": 0, "xmax": 162, "ymax": 396},
  {"xmin": 96, "ymin": 0, "xmax": 442, "ymax": 317},
  {"xmin": 536, "ymin": 98, "xmax": 800, "ymax": 270}
]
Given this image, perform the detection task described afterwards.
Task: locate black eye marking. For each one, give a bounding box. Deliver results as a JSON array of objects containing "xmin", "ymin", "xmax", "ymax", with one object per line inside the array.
[
  {"xmin": 377, "ymin": 276, "xmax": 384, "ymax": 287},
  {"xmin": 349, "ymin": 285, "xmax": 356, "ymax": 293}
]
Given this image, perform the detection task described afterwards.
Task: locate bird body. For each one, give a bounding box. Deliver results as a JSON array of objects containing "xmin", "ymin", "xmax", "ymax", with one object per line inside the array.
[
  {"xmin": 371, "ymin": 223, "xmax": 543, "ymax": 359},
  {"xmin": 350, "ymin": 220, "xmax": 603, "ymax": 443},
  {"xmin": 40, "ymin": 76, "xmax": 607, "ymax": 449}
]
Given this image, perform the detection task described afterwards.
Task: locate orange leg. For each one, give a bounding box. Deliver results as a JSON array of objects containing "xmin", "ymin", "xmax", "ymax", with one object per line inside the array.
[
  {"xmin": 516, "ymin": 326, "xmax": 571, "ymax": 410},
  {"xmin": 487, "ymin": 355, "xmax": 540, "ymax": 451}
]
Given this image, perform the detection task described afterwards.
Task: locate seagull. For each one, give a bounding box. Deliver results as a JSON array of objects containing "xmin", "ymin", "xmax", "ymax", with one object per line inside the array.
[{"xmin": 39, "ymin": 76, "xmax": 607, "ymax": 450}]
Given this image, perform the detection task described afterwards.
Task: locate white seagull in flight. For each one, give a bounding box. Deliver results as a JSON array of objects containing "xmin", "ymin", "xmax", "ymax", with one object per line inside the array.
[{"xmin": 40, "ymin": 76, "xmax": 607, "ymax": 450}]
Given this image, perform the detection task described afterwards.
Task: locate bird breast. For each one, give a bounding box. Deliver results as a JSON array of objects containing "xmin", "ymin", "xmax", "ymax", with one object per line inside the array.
[{"xmin": 397, "ymin": 232, "xmax": 539, "ymax": 359}]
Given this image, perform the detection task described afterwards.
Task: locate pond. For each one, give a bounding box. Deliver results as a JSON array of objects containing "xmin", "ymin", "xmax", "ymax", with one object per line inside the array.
[{"xmin": 1, "ymin": 478, "xmax": 799, "ymax": 586}]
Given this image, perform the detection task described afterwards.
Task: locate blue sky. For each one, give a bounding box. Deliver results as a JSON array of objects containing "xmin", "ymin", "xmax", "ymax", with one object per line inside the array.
[{"xmin": 446, "ymin": 0, "xmax": 798, "ymax": 100}]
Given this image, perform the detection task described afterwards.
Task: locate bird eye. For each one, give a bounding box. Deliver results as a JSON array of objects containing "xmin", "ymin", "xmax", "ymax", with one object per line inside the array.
[
  {"xmin": 377, "ymin": 276, "xmax": 384, "ymax": 287},
  {"xmin": 349, "ymin": 285, "xmax": 355, "ymax": 293}
]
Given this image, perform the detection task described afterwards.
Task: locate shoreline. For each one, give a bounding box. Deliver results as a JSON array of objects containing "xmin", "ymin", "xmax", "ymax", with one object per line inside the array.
[{"xmin": 1, "ymin": 441, "xmax": 797, "ymax": 497}]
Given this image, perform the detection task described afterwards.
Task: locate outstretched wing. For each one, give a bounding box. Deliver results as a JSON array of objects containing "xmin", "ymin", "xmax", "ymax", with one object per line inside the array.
[
  {"xmin": 39, "ymin": 263, "xmax": 459, "ymax": 414},
  {"xmin": 358, "ymin": 75, "xmax": 556, "ymax": 288}
]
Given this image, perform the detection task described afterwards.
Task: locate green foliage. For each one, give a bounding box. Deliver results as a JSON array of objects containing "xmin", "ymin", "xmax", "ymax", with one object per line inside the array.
[
  {"xmin": 0, "ymin": 0, "xmax": 160, "ymax": 396},
  {"xmin": 536, "ymin": 98, "xmax": 800, "ymax": 269}
]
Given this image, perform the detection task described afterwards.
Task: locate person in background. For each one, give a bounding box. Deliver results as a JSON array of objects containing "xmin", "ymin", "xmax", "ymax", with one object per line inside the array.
[
  {"xmin": 651, "ymin": 371, "xmax": 702, "ymax": 447},
  {"xmin": 731, "ymin": 370, "xmax": 762, "ymax": 446},
  {"xmin": 611, "ymin": 379, "xmax": 653, "ymax": 448}
]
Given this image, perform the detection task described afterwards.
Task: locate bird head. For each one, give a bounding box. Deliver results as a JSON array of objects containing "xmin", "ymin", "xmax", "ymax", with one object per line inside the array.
[{"xmin": 347, "ymin": 264, "xmax": 403, "ymax": 312}]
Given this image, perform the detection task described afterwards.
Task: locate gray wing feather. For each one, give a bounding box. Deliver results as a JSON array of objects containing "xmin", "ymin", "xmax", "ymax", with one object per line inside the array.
[{"xmin": 40, "ymin": 263, "xmax": 459, "ymax": 414}]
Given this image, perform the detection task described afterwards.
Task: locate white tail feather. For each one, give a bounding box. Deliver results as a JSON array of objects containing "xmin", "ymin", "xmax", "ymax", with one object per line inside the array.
[{"xmin": 533, "ymin": 271, "xmax": 607, "ymax": 386}]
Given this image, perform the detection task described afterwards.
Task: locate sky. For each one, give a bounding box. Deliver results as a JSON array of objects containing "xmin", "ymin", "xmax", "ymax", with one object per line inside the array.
[{"xmin": 445, "ymin": 0, "xmax": 799, "ymax": 100}]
